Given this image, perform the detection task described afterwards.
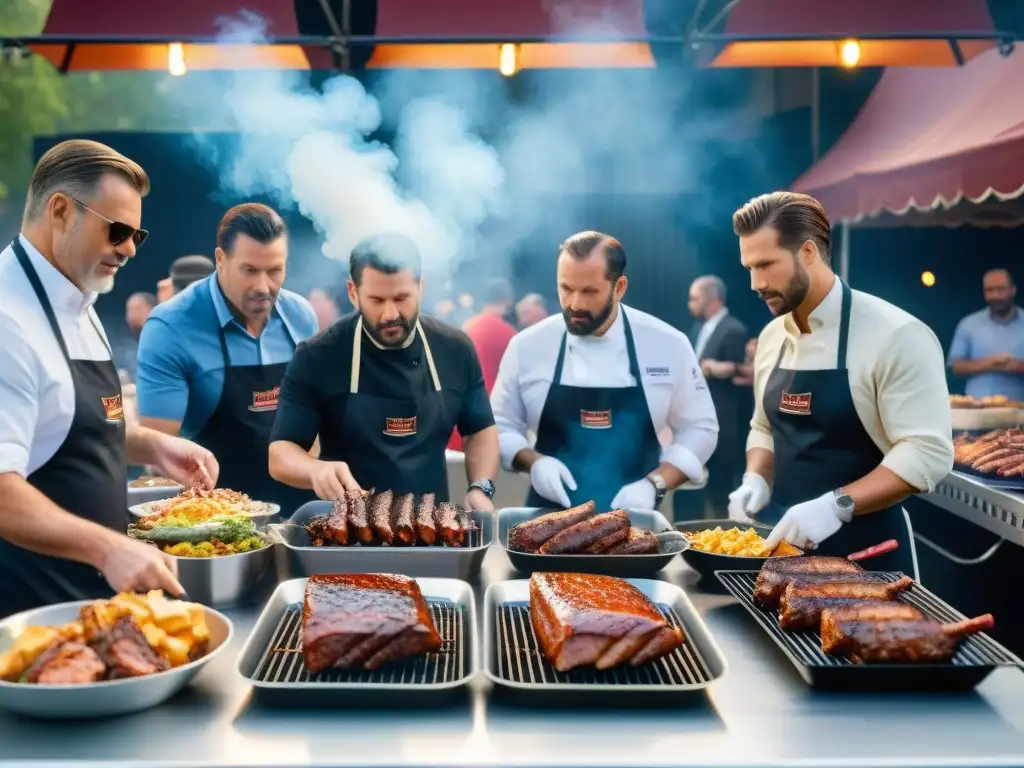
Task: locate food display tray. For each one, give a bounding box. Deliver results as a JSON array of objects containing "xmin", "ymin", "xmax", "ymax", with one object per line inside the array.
[
  {"xmin": 128, "ymin": 500, "xmax": 281, "ymax": 520},
  {"xmin": 497, "ymin": 508, "xmax": 681, "ymax": 577},
  {"xmin": 951, "ymin": 462, "xmax": 1024, "ymax": 492},
  {"xmin": 483, "ymin": 577, "xmax": 727, "ymax": 706},
  {"xmin": 235, "ymin": 577, "xmax": 477, "ymax": 706},
  {"xmin": 715, "ymin": 570, "xmax": 1023, "ymax": 691}
]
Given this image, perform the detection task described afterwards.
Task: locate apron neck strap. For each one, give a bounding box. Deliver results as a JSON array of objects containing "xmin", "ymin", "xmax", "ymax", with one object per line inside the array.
[
  {"xmin": 11, "ymin": 238, "xmax": 71, "ymax": 362},
  {"xmin": 837, "ymin": 279, "xmax": 853, "ymax": 370},
  {"xmin": 351, "ymin": 317, "xmax": 441, "ymax": 394},
  {"xmin": 552, "ymin": 306, "xmax": 642, "ymax": 385}
]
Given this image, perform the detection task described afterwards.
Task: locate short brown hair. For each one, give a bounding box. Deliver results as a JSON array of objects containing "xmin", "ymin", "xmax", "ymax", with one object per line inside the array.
[
  {"xmin": 559, "ymin": 230, "xmax": 627, "ymax": 281},
  {"xmin": 217, "ymin": 203, "xmax": 287, "ymax": 254},
  {"xmin": 732, "ymin": 191, "xmax": 832, "ymax": 266},
  {"xmin": 25, "ymin": 139, "xmax": 150, "ymax": 220}
]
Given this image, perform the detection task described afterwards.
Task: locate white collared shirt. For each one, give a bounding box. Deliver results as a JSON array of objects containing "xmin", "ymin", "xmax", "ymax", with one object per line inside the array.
[
  {"xmin": 490, "ymin": 304, "xmax": 719, "ymax": 480},
  {"xmin": 0, "ymin": 235, "xmax": 113, "ymax": 477},
  {"xmin": 693, "ymin": 307, "xmax": 728, "ymax": 359},
  {"xmin": 748, "ymin": 276, "xmax": 954, "ymax": 493}
]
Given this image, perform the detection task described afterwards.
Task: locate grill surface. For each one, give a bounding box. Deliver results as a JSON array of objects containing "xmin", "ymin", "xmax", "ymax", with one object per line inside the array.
[
  {"xmin": 251, "ymin": 599, "xmax": 467, "ymax": 685},
  {"xmin": 493, "ymin": 602, "xmax": 713, "ymax": 687}
]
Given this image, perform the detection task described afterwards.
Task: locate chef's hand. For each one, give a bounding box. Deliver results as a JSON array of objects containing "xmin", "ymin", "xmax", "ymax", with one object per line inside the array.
[
  {"xmin": 530, "ymin": 456, "xmax": 577, "ymax": 509},
  {"xmin": 727, "ymin": 472, "xmax": 771, "ymax": 523},
  {"xmin": 464, "ymin": 488, "xmax": 494, "ymax": 512},
  {"xmin": 764, "ymin": 491, "xmax": 844, "ymax": 551},
  {"xmin": 985, "ymin": 353, "xmax": 1013, "ymax": 370},
  {"xmin": 100, "ymin": 536, "xmax": 186, "ymax": 598},
  {"xmin": 309, "ymin": 460, "xmax": 361, "ymax": 501},
  {"xmin": 611, "ymin": 478, "xmax": 656, "ymax": 510},
  {"xmin": 153, "ymin": 434, "xmax": 218, "ymax": 490}
]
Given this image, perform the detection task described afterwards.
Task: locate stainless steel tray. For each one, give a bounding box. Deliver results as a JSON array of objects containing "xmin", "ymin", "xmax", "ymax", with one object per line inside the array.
[
  {"xmin": 483, "ymin": 577, "xmax": 727, "ymax": 705},
  {"xmin": 269, "ymin": 501, "xmax": 493, "ymax": 581},
  {"xmin": 0, "ymin": 599, "xmax": 233, "ymax": 720},
  {"xmin": 173, "ymin": 544, "xmax": 276, "ymax": 607},
  {"xmin": 235, "ymin": 576, "xmax": 478, "ymax": 706},
  {"xmin": 497, "ymin": 507, "xmax": 681, "ymax": 577}
]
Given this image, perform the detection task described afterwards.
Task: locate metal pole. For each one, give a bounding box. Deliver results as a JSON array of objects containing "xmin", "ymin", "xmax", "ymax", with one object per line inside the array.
[
  {"xmin": 839, "ymin": 220, "xmax": 851, "ymax": 282},
  {"xmin": 811, "ymin": 66, "xmax": 820, "ymax": 161}
]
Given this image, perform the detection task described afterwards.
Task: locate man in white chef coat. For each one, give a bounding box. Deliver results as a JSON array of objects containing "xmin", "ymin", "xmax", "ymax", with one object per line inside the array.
[
  {"xmin": 728, "ymin": 191, "xmax": 953, "ymax": 576},
  {"xmin": 490, "ymin": 231, "xmax": 719, "ymax": 512}
]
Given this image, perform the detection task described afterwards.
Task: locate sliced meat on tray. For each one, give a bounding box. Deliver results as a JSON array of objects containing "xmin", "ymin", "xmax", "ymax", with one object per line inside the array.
[
  {"xmin": 606, "ymin": 528, "xmax": 660, "ymax": 555},
  {"xmin": 89, "ymin": 614, "xmax": 170, "ymax": 679},
  {"xmin": 579, "ymin": 526, "xmax": 630, "ymax": 554},
  {"xmin": 368, "ymin": 490, "xmax": 395, "ymax": 545},
  {"xmin": 529, "ymin": 572, "xmax": 684, "ymax": 671},
  {"xmin": 415, "ymin": 493, "xmax": 437, "ymax": 546},
  {"xmin": 24, "ymin": 642, "xmax": 105, "ymax": 685},
  {"xmin": 302, "ymin": 573, "xmax": 443, "ymax": 673},
  {"xmin": 820, "ymin": 610, "xmax": 994, "ymax": 663},
  {"xmin": 434, "ymin": 502, "xmax": 463, "ymax": 546},
  {"xmin": 507, "ymin": 502, "xmax": 596, "ymax": 552},
  {"xmin": 390, "ymin": 493, "xmax": 416, "ymax": 546},
  {"xmin": 778, "ymin": 577, "xmax": 914, "ymax": 630},
  {"xmin": 753, "ymin": 556, "xmax": 865, "ymax": 608},
  {"xmin": 347, "ymin": 488, "xmax": 374, "ymax": 544},
  {"xmin": 539, "ymin": 510, "xmax": 629, "ymax": 554},
  {"xmin": 325, "ymin": 496, "xmax": 349, "ymax": 546}
]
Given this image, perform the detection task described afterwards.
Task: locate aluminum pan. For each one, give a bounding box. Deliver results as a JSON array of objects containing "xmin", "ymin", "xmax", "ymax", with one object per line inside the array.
[
  {"xmin": 172, "ymin": 544, "xmax": 276, "ymax": 607},
  {"xmin": 0, "ymin": 599, "xmax": 233, "ymax": 719},
  {"xmin": 235, "ymin": 576, "xmax": 478, "ymax": 695},
  {"xmin": 497, "ymin": 507, "xmax": 681, "ymax": 577},
  {"xmin": 483, "ymin": 577, "xmax": 728, "ymax": 694}
]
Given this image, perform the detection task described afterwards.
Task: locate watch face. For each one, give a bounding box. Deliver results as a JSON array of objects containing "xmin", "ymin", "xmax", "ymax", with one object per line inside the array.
[{"xmin": 473, "ymin": 480, "xmax": 495, "ymax": 498}]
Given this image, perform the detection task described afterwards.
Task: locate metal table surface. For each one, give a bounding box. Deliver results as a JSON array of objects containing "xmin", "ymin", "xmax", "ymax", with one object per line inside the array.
[{"xmin": 2, "ymin": 548, "xmax": 1024, "ymax": 768}]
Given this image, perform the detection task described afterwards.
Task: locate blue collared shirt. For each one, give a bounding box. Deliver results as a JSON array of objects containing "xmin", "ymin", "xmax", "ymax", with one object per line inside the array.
[
  {"xmin": 136, "ymin": 274, "xmax": 319, "ymax": 438},
  {"xmin": 948, "ymin": 306, "xmax": 1024, "ymax": 400}
]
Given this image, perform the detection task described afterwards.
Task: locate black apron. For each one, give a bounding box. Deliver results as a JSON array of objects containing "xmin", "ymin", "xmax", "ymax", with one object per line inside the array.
[
  {"xmin": 190, "ymin": 292, "xmax": 317, "ymax": 519},
  {"xmin": 526, "ymin": 311, "xmax": 663, "ymax": 512},
  {"xmin": 323, "ymin": 318, "xmax": 453, "ymax": 502},
  {"xmin": 0, "ymin": 239, "xmax": 125, "ymax": 617},
  {"xmin": 758, "ymin": 280, "xmax": 918, "ymax": 576}
]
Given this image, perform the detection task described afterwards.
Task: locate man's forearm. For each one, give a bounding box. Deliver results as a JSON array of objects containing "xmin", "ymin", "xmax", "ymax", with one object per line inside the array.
[
  {"xmin": 268, "ymin": 440, "xmax": 320, "ymax": 489},
  {"xmin": 745, "ymin": 447, "xmax": 775, "ymax": 485},
  {"xmin": 139, "ymin": 416, "xmax": 182, "ymax": 438},
  {"xmin": 844, "ymin": 465, "xmax": 917, "ymax": 516},
  {"xmin": 0, "ymin": 473, "xmax": 116, "ymax": 568},
  {"xmin": 951, "ymin": 359, "xmax": 989, "ymax": 377},
  {"xmin": 651, "ymin": 462, "xmax": 686, "ymax": 488},
  {"xmin": 463, "ymin": 426, "xmax": 499, "ymax": 485},
  {"xmin": 126, "ymin": 423, "xmax": 163, "ymax": 466},
  {"xmin": 512, "ymin": 447, "xmax": 544, "ymax": 472}
]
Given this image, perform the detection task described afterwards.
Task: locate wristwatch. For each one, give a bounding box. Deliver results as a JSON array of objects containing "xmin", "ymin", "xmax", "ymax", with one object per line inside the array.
[
  {"xmin": 646, "ymin": 472, "xmax": 667, "ymax": 505},
  {"xmin": 468, "ymin": 479, "xmax": 495, "ymax": 499},
  {"xmin": 832, "ymin": 487, "xmax": 855, "ymax": 522}
]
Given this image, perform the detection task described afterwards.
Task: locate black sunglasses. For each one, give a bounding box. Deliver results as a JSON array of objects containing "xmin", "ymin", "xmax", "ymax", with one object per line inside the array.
[{"xmin": 70, "ymin": 196, "xmax": 149, "ymax": 249}]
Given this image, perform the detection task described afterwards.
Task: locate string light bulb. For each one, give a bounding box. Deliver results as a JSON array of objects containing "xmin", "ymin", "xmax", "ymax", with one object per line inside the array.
[
  {"xmin": 921, "ymin": 271, "xmax": 936, "ymax": 288},
  {"xmin": 168, "ymin": 42, "xmax": 187, "ymax": 76},
  {"xmin": 839, "ymin": 39, "xmax": 861, "ymax": 68},
  {"xmin": 498, "ymin": 44, "xmax": 519, "ymax": 77}
]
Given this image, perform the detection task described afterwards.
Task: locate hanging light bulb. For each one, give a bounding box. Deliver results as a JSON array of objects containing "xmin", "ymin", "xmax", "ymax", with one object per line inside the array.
[
  {"xmin": 498, "ymin": 44, "xmax": 519, "ymax": 77},
  {"xmin": 839, "ymin": 39, "xmax": 861, "ymax": 69},
  {"xmin": 168, "ymin": 42, "xmax": 187, "ymax": 76},
  {"xmin": 921, "ymin": 271, "xmax": 936, "ymax": 288}
]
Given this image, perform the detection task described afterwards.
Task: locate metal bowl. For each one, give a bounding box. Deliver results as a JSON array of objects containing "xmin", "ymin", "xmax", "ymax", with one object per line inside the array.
[
  {"xmin": 173, "ymin": 542, "xmax": 276, "ymax": 607},
  {"xmin": 128, "ymin": 500, "xmax": 280, "ymax": 521},
  {"xmin": 0, "ymin": 600, "xmax": 233, "ymax": 719},
  {"xmin": 674, "ymin": 518, "xmax": 802, "ymax": 579},
  {"xmin": 126, "ymin": 480, "xmax": 184, "ymax": 506}
]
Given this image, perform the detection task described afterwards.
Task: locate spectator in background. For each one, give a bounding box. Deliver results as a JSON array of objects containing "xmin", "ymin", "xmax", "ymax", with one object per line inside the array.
[
  {"xmin": 308, "ymin": 288, "xmax": 340, "ymax": 331},
  {"xmin": 169, "ymin": 254, "xmax": 215, "ymax": 295},
  {"xmin": 948, "ymin": 268, "xmax": 1024, "ymax": 401},
  {"xmin": 515, "ymin": 293, "xmax": 548, "ymax": 329},
  {"xmin": 115, "ymin": 292, "xmax": 157, "ymax": 383},
  {"xmin": 156, "ymin": 277, "xmax": 173, "ymax": 303},
  {"xmin": 452, "ymin": 291, "xmax": 475, "ymax": 327}
]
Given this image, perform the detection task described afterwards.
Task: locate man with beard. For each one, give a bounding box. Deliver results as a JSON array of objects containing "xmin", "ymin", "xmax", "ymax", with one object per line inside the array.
[
  {"xmin": 268, "ymin": 232, "xmax": 500, "ymax": 511},
  {"xmin": 490, "ymin": 231, "xmax": 719, "ymax": 512},
  {"xmin": 948, "ymin": 269, "xmax": 1024, "ymax": 401},
  {"xmin": 728, "ymin": 192, "xmax": 953, "ymax": 576},
  {"xmin": 136, "ymin": 203, "xmax": 319, "ymax": 514}
]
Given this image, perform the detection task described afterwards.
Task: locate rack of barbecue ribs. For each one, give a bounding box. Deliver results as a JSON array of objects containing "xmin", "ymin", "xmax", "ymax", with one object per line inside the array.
[
  {"xmin": 508, "ymin": 503, "xmax": 661, "ymax": 556},
  {"xmin": 953, "ymin": 429, "xmax": 1024, "ymax": 478},
  {"xmin": 529, "ymin": 572, "xmax": 684, "ymax": 671},
  {"xmin": 305, "ymin": 490, "xmax": 476, "ymax": 548},
  {"xmin": 820, "ymin": 607, "xmax": 995, "ymax": 664},
  {"xmin": 778, "ymin": 577, "xmax": 914, "ymax": 630},
  {"xmin": 301, "ymin": 574, "xmax": 443, "ymax": 673}
]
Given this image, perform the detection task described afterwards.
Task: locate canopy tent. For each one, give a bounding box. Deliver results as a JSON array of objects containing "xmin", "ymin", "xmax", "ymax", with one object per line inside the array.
[{"xmin": 792, "ymin": 46, "xmax": 1024, "ymax": 229}]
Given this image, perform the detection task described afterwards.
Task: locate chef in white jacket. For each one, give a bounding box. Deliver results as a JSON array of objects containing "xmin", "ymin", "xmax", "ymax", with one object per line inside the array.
[{"xmin": 490, "ymin": 231, "xmax": 719, "ymax": 512}]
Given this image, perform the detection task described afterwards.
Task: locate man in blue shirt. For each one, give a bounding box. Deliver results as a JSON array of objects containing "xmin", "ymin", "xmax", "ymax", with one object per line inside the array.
[
  {"xmin": 948, "ymin": 269, "xmax": 1024, "ymax": 401},
  {"xmin": 136, "ymin": 203, "xmax": 319, "ymax": 513}
]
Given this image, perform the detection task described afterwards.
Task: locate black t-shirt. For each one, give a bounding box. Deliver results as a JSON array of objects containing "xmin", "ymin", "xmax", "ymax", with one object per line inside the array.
[{"xmin": 270, "ymin": 312, "xmax": 495, "ymax": 451}]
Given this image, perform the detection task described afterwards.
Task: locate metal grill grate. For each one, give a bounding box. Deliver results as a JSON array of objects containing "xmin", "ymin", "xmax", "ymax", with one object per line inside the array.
[
  {"xmin": 717, "ymin": 571, "xmax": 1020, "ymax": 668},
  {"xmin": 251, "ymin": 599, "xmax": 467, "ymax": 685},
  {"xmin": 493, "ymin": 602, "xmax": 714, "ymax": 686}
]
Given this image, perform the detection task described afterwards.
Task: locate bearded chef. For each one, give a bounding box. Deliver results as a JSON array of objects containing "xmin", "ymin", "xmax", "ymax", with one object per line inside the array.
[
  {"xmin": 728, "ymin": 192, "xmax": 953, "ymax": 575},
  {"xmin": 268, "ymin": 232, "xmax": 500, "ymax": 510},
  {"xmin": 490, "ymin": 231, "xmax": 719, "ymax": 512},
  {"xmin": 0, "ymin": 140, "xmax": 219, "ymax": 617}
]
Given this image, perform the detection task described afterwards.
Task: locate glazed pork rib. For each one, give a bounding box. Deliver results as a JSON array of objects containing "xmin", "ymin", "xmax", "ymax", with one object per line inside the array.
[
  {"xmin": 507, "ymin": 502, "xmax": 596, "ymax": 552},
  {"xmin": 391, "ymin": 493, "xmax": 416, "ymax": 546},
  {"xmin": 778, "ymin": 577, "xmax": 914, "ymax": 630},
  {"xmin": 539, "ymin": 510, "xmax": 629, "ymax": 554},
  {"xmin": 415, "ymin": 493, "xmax": 438, "ymax": 546},
  {"xmin": 368, "ymin": 490, "xmax": 395, "ymax": 545},
  {"xmin": 754, "ymin": 557, "xmax": 864, "ymax": 608},
  {"xmin": 302, "ymin": 574, "xmax": 442, "ymax": 673},
  {"xmin": 820, "ymin": 611, "xmax": 994, "ymax": 663},
  {"xmin": 529, "ymin": 572, "xmax": 684, "ymax": 671},
  {"xmin": 346, "ymin": 488, "xmax": 374, "ymax": 544},
  {"xmin": 607, "ymin": 528, "xmax": 660, "ymax": 555},
  {"xmin": 325, "ymin": 496, "xmax": 349, "ymax": 545}
]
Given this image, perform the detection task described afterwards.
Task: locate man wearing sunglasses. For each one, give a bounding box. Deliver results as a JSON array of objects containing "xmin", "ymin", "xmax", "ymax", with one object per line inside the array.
[{"xmin": 0, "ymin": 139, "xmax": 221, "ymax": 617}]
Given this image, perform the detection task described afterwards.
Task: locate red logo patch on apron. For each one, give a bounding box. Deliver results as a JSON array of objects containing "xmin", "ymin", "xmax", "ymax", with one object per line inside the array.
[
  {"xmin": 384, "ymin": 416, "xmax": 417, "ymax": 437},
  {"xmin": 580, "ymin": 410, "xmax": 613, "ymax": 429},
  {"xmin": 101, "ymin": 395, "xmax": 124, "ymax": 422},
  {"xmin": 780, "ymin": 392, "xmax": 812, "ymax": 415},
  {"xmin": 248, "ymin": 386, "xmax": 280, "ymax": 413}
]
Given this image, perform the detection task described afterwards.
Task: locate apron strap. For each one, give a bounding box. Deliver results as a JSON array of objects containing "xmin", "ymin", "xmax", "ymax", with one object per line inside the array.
[
  {"xmin": 351, "ymin": 317, "xmax": 441, "ymax": 393},
  {"xmin": 837, "ymin": 279, "xmax": 853, "ymax": 370},
  {"xmin": 11, "ymin": 238, "xmax": 72, "ymax": 362},
  {"xmin": 621, "ymin": 310, "xmax": 643, "ymax": 384},
  {"xmin": 418, "ymin": 319, "xmax": 442, "ymax": 392}
]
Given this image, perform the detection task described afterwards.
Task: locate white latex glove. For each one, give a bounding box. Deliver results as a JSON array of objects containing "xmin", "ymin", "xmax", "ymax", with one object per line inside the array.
[
  {"xmin": 765, "ymin": 491, "xmax": 845, "ymax": 551},
  {"xmin": 727, "ymin": 472, "xmax": 771, "ymax": 524},
  {"xmin": 530, "ymin": 456, "xmax": 577, "ymax": 508},
  {"xmin": 610, "ymin": 478, "xmax": 656, "ymax": 510}
]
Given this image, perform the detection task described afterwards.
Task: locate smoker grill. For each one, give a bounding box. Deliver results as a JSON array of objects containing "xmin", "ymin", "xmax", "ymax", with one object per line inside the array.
[
  {"xmin": 482, "ymin": 578, "xmax": 727, "ymax": 704},
  {"xmin": 716, "ymin": 570, "xmax": 1024, "ymax": 691},
  {"xmin": 236, "ymin": 577, "xmax": 478, "ymax": 706}
]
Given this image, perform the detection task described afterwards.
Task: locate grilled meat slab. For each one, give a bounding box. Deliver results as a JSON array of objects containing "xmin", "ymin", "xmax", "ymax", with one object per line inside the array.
[
  {"xmin": 821, "ymin": 612, "xmax": 993, "ymax": 663},
  {"xmin": 579, "ymin": 526, "xmax": 630, "ymax": 554},
  {"xmin": 754, "ymin": 556, "xmax": 864, "ymax": 608},
  {"xmin": 819, "ymin": 603, "xmax": 924, "ymax": 650},
  {"xmin": 302, "ymin": 574, "xmax": 442, "ymax": 673},
  {"xmin": 607, "ymin": 528, "xmax": 660, "ymax": 555},
  {"xmin": 347, "ymin": 489, "xmax": 374, "ymax": 544},
  {"xmin": 24, "ymin": 642, "xmax": 105, "ymax": 685},
  {"xmin": 415, "ymin": 493, "xmax": 438, "ymax": 545},
  {"xmin": 368, "ymin": 490, "xmax": 395, "ymax": 545},
  {"xmin": 435, "ymin": 502, "xmax": 463, "ymax": 546},
  {"xmin": 539, "ymin": 510, "xmax": 629, "ymax": 554},
  {"xmin": 391, "ymin": 493, "xmax": 416, "ymax": 546},
  {"xmin": 508, "ymin": 502, "xmax": 596, "ymax": 552},
  {"xmin": 90, "ymin": 615, "xmax": 170, "ymax": 679},
  {"xmin": 529, "ymin": 572, "xmax": 684, "ymax": 671},
  {"xmin": 778, "ymin": 577, "xmax": 914, "ymax": 630},
  {"xmin": 326, "ymin": 497, "xmax": 349, "ymax": 545}
]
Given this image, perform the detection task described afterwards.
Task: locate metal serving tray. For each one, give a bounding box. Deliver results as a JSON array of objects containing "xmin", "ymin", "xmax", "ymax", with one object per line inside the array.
[
  {"xmin": 497, "ymin": 507, "xmax": 681, "ymax": 577},
  {"xmin": 269, "ymin": 501, "xmax": 493, "ymax": 581},
  {"xmin": 483, "ymin": 577, "xmax": 727, "ymax": 705},
  {"xmin": 716, "ymin": 570, "xmax": 1024, "ymax": 691},
  {"xmin": 173, "ymin": 544, "xmax": 276, "ymax": 607},
  {"xmin": 0, "ymin": 599, "xmax": 233, "ymax": 720},
  {"xmin": 235, "ymin": 576, "xmax": 478, "ymax": 706}
]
